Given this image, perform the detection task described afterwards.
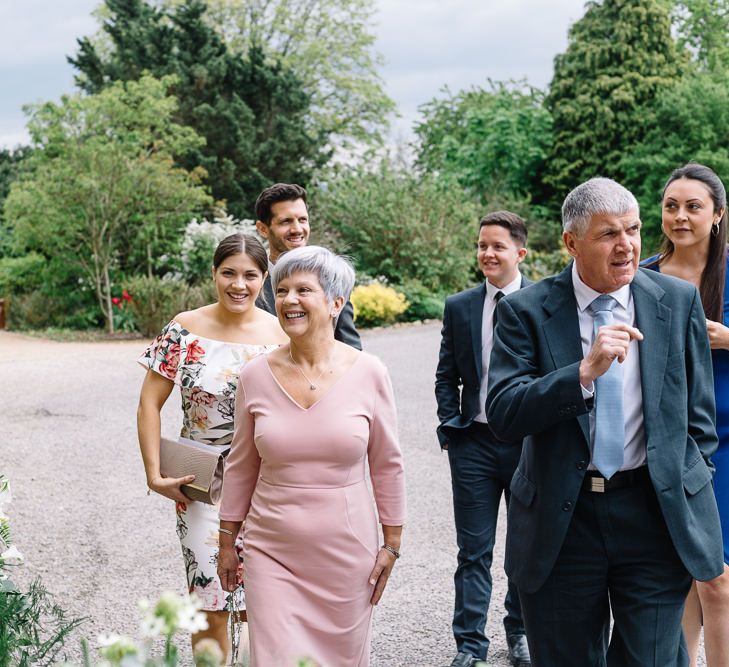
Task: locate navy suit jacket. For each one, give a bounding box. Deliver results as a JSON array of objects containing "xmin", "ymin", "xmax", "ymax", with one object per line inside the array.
[
  {"xmin": 486, "ymin": 264, "xmax": 723, "ymax": 593},
  {"xmin": 256, "ymin": 272, "xmax": 362, "ymax": 350},
  {"xmin": 435, "ymin": 275, "xmax": 531, "ymax": 449}
]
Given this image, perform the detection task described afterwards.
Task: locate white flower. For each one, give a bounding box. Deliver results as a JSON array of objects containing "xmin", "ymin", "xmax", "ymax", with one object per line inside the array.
[
  {"xmin": 1, "ymin": 545, "xmax": 24, "ymax": 566},
  {"xmin": 140, "ymin": 614, "xmax": 166, "ymax": 638},
  {"xmin": 178, "ymin": 606, "xmax": 208, "ymax": 633}
]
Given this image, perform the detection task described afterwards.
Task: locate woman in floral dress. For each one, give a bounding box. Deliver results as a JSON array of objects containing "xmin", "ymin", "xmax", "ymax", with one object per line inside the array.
[{"xmin": 137, "ymin": 234, "xmax": 287, "ymax": 658}]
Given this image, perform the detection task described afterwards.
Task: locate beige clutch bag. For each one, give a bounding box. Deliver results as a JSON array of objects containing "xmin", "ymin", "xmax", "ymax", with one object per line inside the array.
[{"xmin": 159, "ymin": 436, "xmax": 230, "ymax": 504}]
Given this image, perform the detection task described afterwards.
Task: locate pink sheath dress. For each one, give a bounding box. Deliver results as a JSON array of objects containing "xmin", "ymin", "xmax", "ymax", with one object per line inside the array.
[{"xmin": 220, "ymin": 351, "xmax": 406, "ymax": 667}]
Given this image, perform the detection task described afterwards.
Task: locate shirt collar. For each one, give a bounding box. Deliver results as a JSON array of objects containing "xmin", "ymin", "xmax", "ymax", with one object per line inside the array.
[
  {"xmin": 571, "ymin": 262, "xmax": 631, "ymax": 312},
  {"xmin": 485, "ymin": 272, "xmax": 522, "ymax": 300}
]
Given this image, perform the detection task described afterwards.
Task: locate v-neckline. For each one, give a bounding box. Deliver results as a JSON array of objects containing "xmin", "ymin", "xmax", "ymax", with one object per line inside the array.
[{"xmin": 264, "ymin": 352, "xmax": 364, "ymax": 412}]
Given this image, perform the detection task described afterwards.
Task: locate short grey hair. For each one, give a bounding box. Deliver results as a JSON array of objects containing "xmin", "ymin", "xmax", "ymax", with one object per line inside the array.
[
  {"xmin": 271, "ymin": 245, "xmax": 355, "ymax": 302},
  {"xmin": 562, "ymin": 177, "xmax": 639, "ymax": 237}
]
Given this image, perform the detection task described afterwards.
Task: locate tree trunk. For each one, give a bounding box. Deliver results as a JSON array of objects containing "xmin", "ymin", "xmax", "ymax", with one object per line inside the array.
[{"xmin": 104, "ymin": 263, "xmax": 114, "ymax": 335}]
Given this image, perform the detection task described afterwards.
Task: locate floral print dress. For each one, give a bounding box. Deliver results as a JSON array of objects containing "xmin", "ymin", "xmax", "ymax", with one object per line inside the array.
[{"xmin": 139, "ymin": 319, "xmax": 276, "ymax": 611}]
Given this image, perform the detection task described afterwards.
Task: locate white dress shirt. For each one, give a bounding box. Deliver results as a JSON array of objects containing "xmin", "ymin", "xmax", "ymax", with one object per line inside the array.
[
  {"xmin": 474, "ymin": 272, "xmax": 523, "ymax": 423},
  {"xmin": 571, "ymin": 263, "xmax": 646, "ymax": 470}
]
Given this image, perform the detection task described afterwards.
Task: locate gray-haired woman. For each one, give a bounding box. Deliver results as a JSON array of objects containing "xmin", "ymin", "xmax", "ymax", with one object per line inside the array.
[{"xmin": 217, "ymin": 246, "xmax": 406, "ymax": 666}]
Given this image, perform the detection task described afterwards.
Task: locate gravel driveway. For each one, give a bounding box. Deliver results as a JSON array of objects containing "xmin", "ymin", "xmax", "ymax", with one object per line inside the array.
[{"xmin": 1, "ymin": 325, "xmax": 706, "ymax": 666}]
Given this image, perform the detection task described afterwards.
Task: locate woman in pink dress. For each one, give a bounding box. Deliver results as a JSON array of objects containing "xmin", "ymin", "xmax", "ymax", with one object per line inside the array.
[{"xmin": 218, "ymin": 246, "xmax": 406, "ymax": 667}]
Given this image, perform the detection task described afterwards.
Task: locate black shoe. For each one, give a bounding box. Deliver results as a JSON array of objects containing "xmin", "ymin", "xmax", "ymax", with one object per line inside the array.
[
  {"xmin": 447, "ymin": 652, "xmax": 479, "ymax": 667},
  {"xmin": 507, "ymin": 634, "xmax": 531, "ymax": 666}
]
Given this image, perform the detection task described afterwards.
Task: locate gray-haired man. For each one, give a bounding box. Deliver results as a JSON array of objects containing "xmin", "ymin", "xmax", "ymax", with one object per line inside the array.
[{"xmin": 486, "ymin": 178, "xmax": 723, "ymax": 665}]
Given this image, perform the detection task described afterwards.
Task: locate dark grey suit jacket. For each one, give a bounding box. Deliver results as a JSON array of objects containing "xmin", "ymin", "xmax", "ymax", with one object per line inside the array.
[
  {"xmin": 256, "ymin": 272, "xmax": 362, "ymax": 350},
  {"xmin": 486, "ymin": 264, "xmax": 723, "ymax": 593},
  {"xmin": 435, "ymin": 275, "xmax": 531, "ymax": 449}
]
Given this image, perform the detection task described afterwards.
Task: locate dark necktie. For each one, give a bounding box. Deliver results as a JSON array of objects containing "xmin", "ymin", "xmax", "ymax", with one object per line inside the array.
[{"xmin": 492, "ymin": 291, "xmax": 505, "ymax": 331}]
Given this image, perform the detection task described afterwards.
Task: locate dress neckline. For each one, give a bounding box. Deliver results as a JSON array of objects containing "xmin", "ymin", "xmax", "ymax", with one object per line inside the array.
[
  {"xmin": 170, "ymin": 319, "xmax": 279, "ymax": 348},
  {"xmin": 263, "ymin": 352, "xmax": 364, "ymax": 412}
]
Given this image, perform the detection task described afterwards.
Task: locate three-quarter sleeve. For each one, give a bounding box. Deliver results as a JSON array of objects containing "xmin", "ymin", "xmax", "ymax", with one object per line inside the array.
[
  {"xmin": 219, "ymin": 378, "xmax": 261, "ymax": 521},
  {"xmin": 367, "ymin": 361, "xmax": 406, "ymax": 525}
]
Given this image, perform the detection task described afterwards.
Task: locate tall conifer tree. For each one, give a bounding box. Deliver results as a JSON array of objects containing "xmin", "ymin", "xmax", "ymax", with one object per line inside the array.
[{"xmin": 545, "ymin": 0, "xmax": 685, "ymax": 200}]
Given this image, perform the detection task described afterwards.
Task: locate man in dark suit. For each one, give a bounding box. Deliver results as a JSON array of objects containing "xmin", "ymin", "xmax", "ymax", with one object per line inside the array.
[
  {"xmin": 435, "ymin": 211, "xmax": 532, "ymax": 667},
  {"xmin": 253, "ymin": 183, "xmax": 361, "ymax": 349},
  {"xmin": 487, "ymin": 177, "xmax": 724, "ymax": 666}
]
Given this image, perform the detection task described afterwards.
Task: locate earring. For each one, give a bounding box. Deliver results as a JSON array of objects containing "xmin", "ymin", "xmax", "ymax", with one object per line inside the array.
[{"xmin": 712, "ymin": 222, "xmax": 720, "ymax": 237}]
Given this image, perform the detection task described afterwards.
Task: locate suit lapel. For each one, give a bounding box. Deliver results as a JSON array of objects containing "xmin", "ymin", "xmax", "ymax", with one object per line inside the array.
[
  {"xmin": 631, "ymin": 270, "xmax": 670, "ymax": 428},
  {"xmin": 471, "ymin": 283, "xmax": 487, "ymax": 383},
  {"xmin": 542, "ymin": 264, "xmax": 590, "ymax": 444}
]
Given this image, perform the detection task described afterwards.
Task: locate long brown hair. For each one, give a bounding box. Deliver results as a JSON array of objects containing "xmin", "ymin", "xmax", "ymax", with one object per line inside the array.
[{"xmin": 659, "ymin": 163, "xmax": 727, "ymax": 322}]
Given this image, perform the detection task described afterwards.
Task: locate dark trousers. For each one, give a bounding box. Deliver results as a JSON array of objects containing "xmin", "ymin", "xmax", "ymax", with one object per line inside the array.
[
  {"xmin": 447, "ymin": 421, "xmax": 525, "ymax": 660},
  {"xmin": 518, "ymin": 470, "xmax": 692, "ymax": 667}
]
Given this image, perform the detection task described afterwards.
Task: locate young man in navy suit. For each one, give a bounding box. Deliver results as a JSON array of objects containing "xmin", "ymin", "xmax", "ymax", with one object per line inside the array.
[{"xmin": 435, "ymin": 211, "xmax": 532, "ymax": 667}]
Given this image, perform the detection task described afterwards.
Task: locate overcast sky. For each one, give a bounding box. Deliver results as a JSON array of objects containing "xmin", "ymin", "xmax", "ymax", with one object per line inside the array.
[{"xmin": 0, "ymin": 0, "xmax": 587, "ymax": 149}]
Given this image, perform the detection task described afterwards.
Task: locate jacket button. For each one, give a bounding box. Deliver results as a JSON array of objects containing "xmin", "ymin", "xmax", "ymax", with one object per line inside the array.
[
  {"xmin": 576, "ymin": 461, "xmax": 586, "ymax": 470},
  {"xmin": 562, "ymin": 501, "xmax": 573, "ymax": 511}
]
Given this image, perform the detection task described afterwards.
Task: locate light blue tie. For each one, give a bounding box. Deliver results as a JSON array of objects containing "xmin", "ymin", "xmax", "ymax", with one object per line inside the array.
[{"xmin": 588, "ymin": 295, "xmax": 624, "ymax": 479}]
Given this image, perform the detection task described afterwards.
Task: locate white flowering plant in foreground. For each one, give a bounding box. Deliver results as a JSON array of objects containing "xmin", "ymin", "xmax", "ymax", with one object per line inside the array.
[
  {"xmin": 0, "ymin": 474, "xmax": 85, "ymax": 665},
  {"xmin": 0, "ymin": 474, "xmax": 24, "ymax": 591},
  {"xmin": 79, "ymin": 592, "xmax": 226, "ymax": 667}
]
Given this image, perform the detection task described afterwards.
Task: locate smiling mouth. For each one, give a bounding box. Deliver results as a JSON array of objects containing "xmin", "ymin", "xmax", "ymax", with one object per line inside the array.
[
  {"xmin": 228, "ymin": 293, "xmax": 248, "ymax": 301},
  {"xmin": 285, "ymin": 312, "xmax": 305, "ymax": 319}
]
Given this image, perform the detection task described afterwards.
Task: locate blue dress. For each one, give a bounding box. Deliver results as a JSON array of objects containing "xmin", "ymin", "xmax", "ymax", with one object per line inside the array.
[{"xmin": 642, "ymin": 256, "xmax": 729, "ymax": 564}]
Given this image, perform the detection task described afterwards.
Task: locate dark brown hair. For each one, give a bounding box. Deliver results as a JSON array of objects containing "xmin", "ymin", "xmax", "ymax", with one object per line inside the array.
[
  {"xmin": 213, "ymin": 234, "xmax": 268, "ymax": 275},
  {"xmin": 479, "ymin": 210, "xmax": 528, "ymax": 247},
  {"xmin": 658, "ymin": 163, "xmax": 727, "ymax": 322},
  {"xmin": 254, "ymin": 183, "xmax": 307, "ymax": 225}
]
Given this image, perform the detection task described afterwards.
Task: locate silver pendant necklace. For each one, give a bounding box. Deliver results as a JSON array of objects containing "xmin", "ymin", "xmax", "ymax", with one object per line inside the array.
[{"xmin": 289, "ymin": 349, "xmax": 332, "ymax": 390}]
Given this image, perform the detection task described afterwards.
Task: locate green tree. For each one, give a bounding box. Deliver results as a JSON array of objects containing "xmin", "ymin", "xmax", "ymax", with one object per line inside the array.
[
  {"xmin": 70, "ymin": 0, "xmax": 327, "ymax": 214},
  {"xmin": 0, "ymin": 147, "xmax": 32, "ymax": 256},
  {"xmin": 415, "ymin": 81, "xmax": 553, "ymax": 202},
  {"xmin": 312, "ymin": 162, "xmax": 481, "ymax": 294},
  {"xmin": 163, "ymin": 0, "xmax": 395, "ymax": 148},
  {"xmin": 4, "ymin": 74, "xmax": 211, "ymax": 333},
  {"xmin": 413, "ymin": 80, "xmax": 560, "ymax": 248},
  {"xmin": 673, "ymin": 0, "xmax": 729, "ymax": 71},
  {"xmin": 620, "ymin": 69, "xmax": 729, "ymax": 252},
  {"xmin": 545, "ymin": 0, "xmax": 686, "ymax": 201}
]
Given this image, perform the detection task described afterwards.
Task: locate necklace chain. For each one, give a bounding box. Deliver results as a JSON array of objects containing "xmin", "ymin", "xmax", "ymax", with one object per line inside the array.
[{"xmin": 289, "ymin": 349, "xmax": 332, "ymax": 390}]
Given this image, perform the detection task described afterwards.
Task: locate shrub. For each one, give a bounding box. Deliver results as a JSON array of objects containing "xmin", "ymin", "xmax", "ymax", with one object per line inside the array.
[
  {"xmin": 125, "ymin": 276, "xmax": 216, "ymax": 337},
  {"xmin": 351, "ymin": 282, "xmax": 408, "ymax": 327},
  {"xmin": 170, "ymin": 214, "xmax": 263, "ymax": 284},
  {"xmin": 521, "ymin": 248, "xmax": 570, "ymax": 281},
  {"xmin": 312, "ymin": 162, "xmax": 481, "ymax": 294},
  {"xmin": 397, "ymin": 279, "xmax": 445, "ymax": 322},
  {"xmin": 0, "ymin": 253, "xmax": 46, "ymax": 295}
]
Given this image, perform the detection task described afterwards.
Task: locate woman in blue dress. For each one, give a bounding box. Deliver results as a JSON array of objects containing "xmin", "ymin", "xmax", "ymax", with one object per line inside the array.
[{"xmin": 642, "ymin": 163, "xmax": 729, "ymax": 666}]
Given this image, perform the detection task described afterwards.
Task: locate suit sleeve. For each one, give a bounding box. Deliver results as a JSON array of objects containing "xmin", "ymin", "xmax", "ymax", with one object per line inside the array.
[
  {"xmin": 334, "ymin": 300, "xmax": 362, "ymax": 350},
  {"xmin": 486, "ymin": 297, "xmax": 589, "ymax": 442},
  {"xmin": 367, "ymin": 362, "xmax": 406, "ymax": 525},
  {"xmin": 434, "ymin": 300, "xmax": 460, "ymax": 448},
  {"xmin": 219, "ymin": 381, "xmax": 262, "ymax": 522},
  {"xmin": 685, "ymin": 287, "xmax": 719, "ymax": 470},
  {"xmin": 255, "ymin": 274, "xmax": 274, "ymax": 314}
]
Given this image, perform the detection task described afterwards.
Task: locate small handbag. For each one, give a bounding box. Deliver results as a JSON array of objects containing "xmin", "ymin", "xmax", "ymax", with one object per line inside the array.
[{"xmin": 159, "ymin": 436, "xmax": 230, "ymax": 504}]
